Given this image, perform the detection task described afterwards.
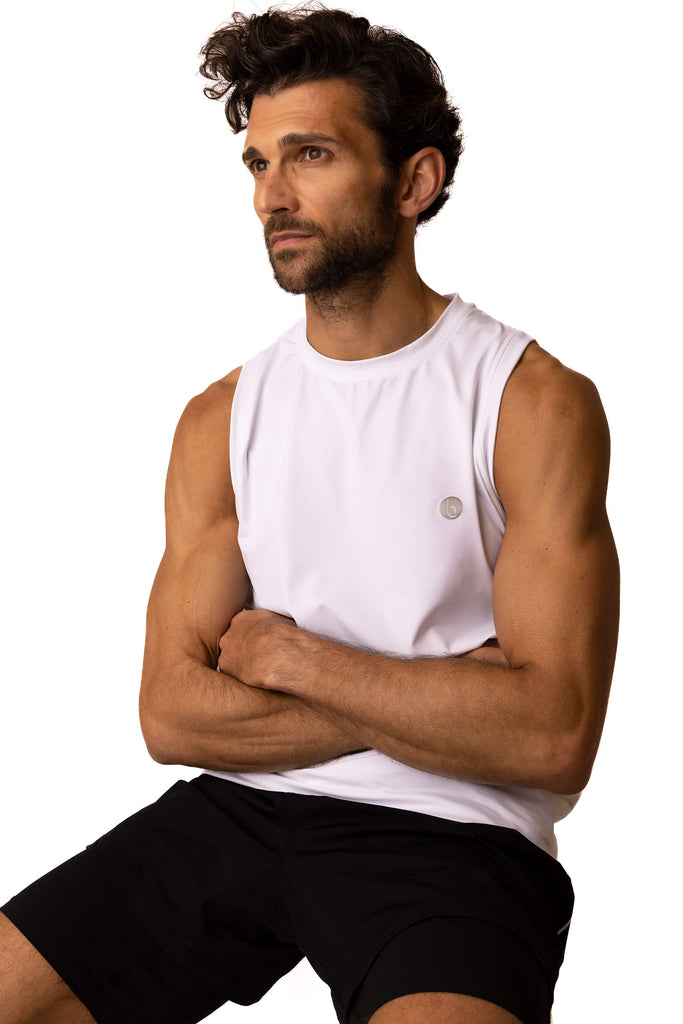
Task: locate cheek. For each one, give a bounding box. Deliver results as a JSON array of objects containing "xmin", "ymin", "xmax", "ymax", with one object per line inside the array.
[{"xmin": 312, "ymin": 183, "xmax": 367, "ymax": 226}]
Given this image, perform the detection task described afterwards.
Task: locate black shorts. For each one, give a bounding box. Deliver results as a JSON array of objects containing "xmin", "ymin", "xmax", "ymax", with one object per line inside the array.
[{"xmin": 2, "ymin": 775, "xmax": 573, "ymax": 1024}]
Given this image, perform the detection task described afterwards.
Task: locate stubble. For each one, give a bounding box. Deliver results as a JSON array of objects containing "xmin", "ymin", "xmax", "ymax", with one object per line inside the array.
[{"xmin": 264, "ymin": 177, "xmax": 399, "ymax": 319}]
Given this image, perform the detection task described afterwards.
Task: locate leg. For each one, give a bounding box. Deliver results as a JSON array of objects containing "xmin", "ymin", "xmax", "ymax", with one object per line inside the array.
[
  {"xmin": 369, "ymin": 992, "xmax": 522, "ymax": 1023},
  {"xmin": 348, "ymin": 917, "xmax": 553, "ymax": 1024},
  {"xmin": 1, "ymin": 780, "xmax": 303, "ymax": 1024},
  {"xmin": 0, "ymin": 912, "xmax": 96, "ymax": 1024}
]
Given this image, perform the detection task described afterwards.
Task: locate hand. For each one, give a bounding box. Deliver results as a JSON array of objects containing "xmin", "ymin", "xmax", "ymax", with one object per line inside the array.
[{"xmin": 218, "ymin": 608, "xmax": 297, "ymax": 690}]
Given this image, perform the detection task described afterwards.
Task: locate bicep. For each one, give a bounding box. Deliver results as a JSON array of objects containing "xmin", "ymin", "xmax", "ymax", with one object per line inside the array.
[
  {"xmin": 143, "ymin": 370, "xmax": 249, "ymax": 674},
  {"xmin": 145, "ymin": 519, "xmax": 251, "ymax": 671},
  {"xmin": 491, "ymin": 348, "xmax": 619, "ymax": 764},
  {"xmin": 493, "ymin": 516, "xmax": 619, "ymax": 694}
]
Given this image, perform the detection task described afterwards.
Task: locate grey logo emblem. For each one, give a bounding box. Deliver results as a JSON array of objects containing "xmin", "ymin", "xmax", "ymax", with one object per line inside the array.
[{"xmin": 440, "ymin": 496, "xmax": 463, "ymax": 520}]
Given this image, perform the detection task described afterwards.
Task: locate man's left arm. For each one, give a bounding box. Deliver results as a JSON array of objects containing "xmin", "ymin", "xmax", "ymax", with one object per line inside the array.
[{"xmin": 219, "ymin": 344, "xmax": 620, "ymax": 795}]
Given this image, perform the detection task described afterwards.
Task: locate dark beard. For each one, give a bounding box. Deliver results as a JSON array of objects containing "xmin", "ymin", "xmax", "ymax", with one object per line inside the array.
[{"xmin": 264, "ymin": 177, "xmax": 399, "ymax": 301}]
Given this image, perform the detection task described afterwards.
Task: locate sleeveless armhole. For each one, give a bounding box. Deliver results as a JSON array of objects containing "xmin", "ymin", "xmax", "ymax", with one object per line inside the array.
[
  {"xmin": 229, "ymin": 363, "xmax": 249, "ymax": 526},
  {"xmin": 228, "ymin": 328, "xmax": 302, "ymax": 546},
  {"xmin": 473, "ymin": 331, "xmax": 534, "ymax": 527}
]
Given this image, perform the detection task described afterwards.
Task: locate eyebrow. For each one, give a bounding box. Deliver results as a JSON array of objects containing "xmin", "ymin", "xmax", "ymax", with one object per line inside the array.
[{"xmin": 242, "ymin": 133, "xmax": 340, "ymax": 165}]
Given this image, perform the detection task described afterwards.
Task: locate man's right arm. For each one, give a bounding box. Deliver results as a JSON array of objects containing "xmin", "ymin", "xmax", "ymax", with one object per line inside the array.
[{"xmin": 139, "ymin": 369, "xmax": 364, "ymax": 772}]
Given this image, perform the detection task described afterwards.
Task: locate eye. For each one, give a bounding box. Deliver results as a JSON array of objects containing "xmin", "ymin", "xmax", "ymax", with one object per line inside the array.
[
  {"xmin": 248, "ymin": 158, "xmax": 268, "ymax": 176},
  {"xmin": 302, "ymin": 146, "xmax": 325, "ymax": 162}
]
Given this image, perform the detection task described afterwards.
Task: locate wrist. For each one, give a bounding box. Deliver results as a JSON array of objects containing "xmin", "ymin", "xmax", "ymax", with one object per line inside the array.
[{"xmin": 266, "ymin": 623, "xmax": 319, "ymax": 696}]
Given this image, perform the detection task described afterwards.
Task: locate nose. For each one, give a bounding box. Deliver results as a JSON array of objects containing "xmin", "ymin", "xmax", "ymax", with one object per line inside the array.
[{"xmin": 254, "ymin": 164, "xmax": 299, "ymax": 219}]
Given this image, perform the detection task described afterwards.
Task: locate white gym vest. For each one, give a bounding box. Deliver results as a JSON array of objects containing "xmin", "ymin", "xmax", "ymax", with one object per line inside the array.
[{"xmin": 207, "ymin": 294, "xmax": 579, "ymax": 857}]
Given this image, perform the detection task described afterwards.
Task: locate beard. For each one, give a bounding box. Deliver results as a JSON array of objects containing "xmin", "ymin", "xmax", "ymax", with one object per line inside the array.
[{"xmin": 264, "ymin": 177, "xmax": 399, "ymax": 299}]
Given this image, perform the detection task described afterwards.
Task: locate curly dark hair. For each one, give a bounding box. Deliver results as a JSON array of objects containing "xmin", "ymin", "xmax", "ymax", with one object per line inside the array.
[{"xmin": 199, "ymin": 5, "xmax": 463, "ymax": 225}]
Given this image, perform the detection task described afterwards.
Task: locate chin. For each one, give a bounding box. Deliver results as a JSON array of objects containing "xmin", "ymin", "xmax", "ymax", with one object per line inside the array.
[{"xmin": 268, "ymin": 252, "xmax": 313, "ymax": 295}]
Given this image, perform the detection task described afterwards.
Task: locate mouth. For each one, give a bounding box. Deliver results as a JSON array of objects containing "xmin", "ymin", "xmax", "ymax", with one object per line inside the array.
[{"xmin": 269, "ymin": 232, "xmax": 315, "ymax": 251}]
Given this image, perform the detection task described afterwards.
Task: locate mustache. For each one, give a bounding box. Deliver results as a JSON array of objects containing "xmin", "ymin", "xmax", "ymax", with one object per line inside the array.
[{"xmin": 264, "ymin": 216, "xmax": 323, "ymax": 243}]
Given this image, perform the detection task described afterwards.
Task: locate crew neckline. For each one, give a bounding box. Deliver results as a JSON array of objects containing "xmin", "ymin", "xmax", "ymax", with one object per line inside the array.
[{"xmin": 293, "ymin": 293, "xmax": 471, "ymax": 381}]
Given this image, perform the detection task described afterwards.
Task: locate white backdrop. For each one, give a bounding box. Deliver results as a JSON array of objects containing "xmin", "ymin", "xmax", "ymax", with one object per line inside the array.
[{"xmin": 1, "ymin": 1, "xmax": 680, "ymax": 1021}]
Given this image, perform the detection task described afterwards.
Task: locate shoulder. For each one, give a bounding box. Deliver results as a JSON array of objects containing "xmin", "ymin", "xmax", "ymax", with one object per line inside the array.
[
  {"xmin": 499, "ymin": 343, "xmax": 609, "ymax": 454},
  {"xmin": 166, "ymin": 368, "xmax": 243, "ymax": 506},
  {"xmin": 168, "ymin": 366, "xmax": 244, "ymax": 470},
  {"xmin": 502, "ymin": 343, "xmax": 606, "ymax": 427},
  {"xmin": 177, "ymin": 366, "xmax": 243, "ymax": 438},
  {"xmin": 495, "ymin": 344, "xmax": 611, "ymax": 518}
]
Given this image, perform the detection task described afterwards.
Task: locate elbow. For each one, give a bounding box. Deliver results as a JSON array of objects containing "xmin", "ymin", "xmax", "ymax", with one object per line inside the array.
[
  {"xmin": 523, "ymin": 667, "xmax": 606, "ymax": 795},
  {"xmin": 139, "ymin": 689, "xmax": 180, "ymax": 766},
  {"xmin": 144, "ymin": 733, "xmax": 178, "ymax": 766},
  {"xmin": 140, "ymin": 713, "xmax": 177, "ymax": 766},
  {"xmin": 536, "ymin": 729, "xmax": 595, "ymax": 795},
  {"xmin": 541, "ymin": 761, "xmax": 592, "ymax": 796}
]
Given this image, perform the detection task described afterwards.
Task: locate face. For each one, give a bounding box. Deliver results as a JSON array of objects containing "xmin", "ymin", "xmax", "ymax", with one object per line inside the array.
[{"xmin": 242, "ymin": 79, "xmax": 400, "ymax": 296}]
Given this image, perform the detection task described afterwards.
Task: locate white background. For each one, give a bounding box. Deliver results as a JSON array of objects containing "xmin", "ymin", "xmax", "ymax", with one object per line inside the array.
[{"xmin": 1, "ymin": 1, "xmax": 680, "ymax": 1020}]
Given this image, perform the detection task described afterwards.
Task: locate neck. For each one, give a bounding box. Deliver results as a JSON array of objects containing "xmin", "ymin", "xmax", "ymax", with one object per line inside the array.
[{"xmin": 303, "ymin": 247, "xmax": 450, "ymax": 361}]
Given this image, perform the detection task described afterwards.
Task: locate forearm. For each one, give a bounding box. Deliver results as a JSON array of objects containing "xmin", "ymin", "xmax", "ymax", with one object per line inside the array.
[
  {"xmin": 223, "ymin": 614, "xmax": 589, "ymax": 793},
  {"xmin": 269, "ymin": 630, "xmax": 561, "ymax": 788},
  {"xmin": 140, "ymin": 654, "xmax": 367, "ymax": 773}
]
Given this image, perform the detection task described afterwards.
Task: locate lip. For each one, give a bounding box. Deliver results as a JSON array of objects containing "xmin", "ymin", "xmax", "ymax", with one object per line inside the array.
[{"xmin": 270, "ymin": 232, "xmax": 315, "ymax": 250}]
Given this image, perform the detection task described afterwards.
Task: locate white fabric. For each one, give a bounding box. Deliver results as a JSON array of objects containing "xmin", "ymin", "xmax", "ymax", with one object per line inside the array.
[{"xmin": 207, "ymin": 294, "xmax": 579, "ymax": 857}]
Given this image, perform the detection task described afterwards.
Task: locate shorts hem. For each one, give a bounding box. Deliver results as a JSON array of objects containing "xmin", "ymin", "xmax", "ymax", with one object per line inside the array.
[
  {"xmin": 2, "ymin": 850, "xmax": 227, "ymax": 1024},
  {"xmin": 343, "ymin": 914, "xmax": 553, "ymax": 1024}
]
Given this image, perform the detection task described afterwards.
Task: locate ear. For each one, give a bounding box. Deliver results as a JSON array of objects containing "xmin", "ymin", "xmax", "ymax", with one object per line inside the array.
[{"xmin": 396, "ymin": 147, "xmax": 446, "ymax": 220}]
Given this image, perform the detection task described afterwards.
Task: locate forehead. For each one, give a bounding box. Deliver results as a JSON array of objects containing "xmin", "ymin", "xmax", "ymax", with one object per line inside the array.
[{"xmin": 244, "ymin": 78, "xmax": 380, "ymax": 156}]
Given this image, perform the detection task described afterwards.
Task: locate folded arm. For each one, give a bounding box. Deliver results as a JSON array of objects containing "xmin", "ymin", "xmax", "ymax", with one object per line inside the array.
[
  {"xmin": 139, "ymin": 370, "xmax": 364, "ymax": 772},
  {"xmin": 218, "ymin": 345, "xmax": 620, "ymax": 794}
]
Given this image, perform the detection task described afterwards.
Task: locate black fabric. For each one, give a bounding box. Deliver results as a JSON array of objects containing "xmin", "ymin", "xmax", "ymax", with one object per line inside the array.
[
  {"xmin": 1, "ymin": 843, "xmax": 228, "ymax": 1024},
  {"xmin": 348, "ymin": 917, "xmax": 552, "ymax": 1024},
  {"xmin": 2, "ymin": 775, "xmax": 573, "ymax": 1024}
]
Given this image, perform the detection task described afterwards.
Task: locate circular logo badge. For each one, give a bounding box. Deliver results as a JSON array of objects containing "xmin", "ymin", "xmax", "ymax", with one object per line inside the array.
[{"xmin": 439, "ymin": 496, "xmax": 463, "ymax": 520}]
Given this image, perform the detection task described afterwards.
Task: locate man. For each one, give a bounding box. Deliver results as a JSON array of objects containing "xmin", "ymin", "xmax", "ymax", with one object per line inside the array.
[{"xmin": 0, "ymin": 7, "xmax": 619, "ymax": 1024}]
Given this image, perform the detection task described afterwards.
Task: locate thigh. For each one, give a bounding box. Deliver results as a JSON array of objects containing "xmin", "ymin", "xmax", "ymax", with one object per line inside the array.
[
  {"xmin": 0, "ymin": 912, "xmax": 96, "ymax": 1024},
  {"xmin": 2, "ymin": 778, "xmax": 303, "ymax": 1024},
  {"xmin": 2, "ymin": 837, "xmax": 234, "ymax": 1024},
  {"xmin": 284, "ymin": 800, "xmax": 571, "ymax": 1024},
  {"xmin": 86, "ymin": 777, "xmax": 303, "ymax": 998},
  {"xmin": 349, "ymin": 917, "xmax": 548, "ymax": 1024},
  {"xmin": 368, "ymin": 992, "xmax": 522, "ymax": 1023}
]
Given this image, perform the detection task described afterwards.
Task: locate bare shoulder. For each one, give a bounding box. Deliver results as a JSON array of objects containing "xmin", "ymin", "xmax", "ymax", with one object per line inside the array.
[
  {"xmin": 165, "ymin": 367, "xmax": 244, "ymax": 530},
  {"xmin": 176, "ymin": 366, "xmax": 243, "ymax": 440},
  {"xmin": 495, "ymin": 343, "xmax": 611, "ymax": 518},
  {"xmin": 502, "ymin": 342, "xmax": 607, "ymax": 429}
]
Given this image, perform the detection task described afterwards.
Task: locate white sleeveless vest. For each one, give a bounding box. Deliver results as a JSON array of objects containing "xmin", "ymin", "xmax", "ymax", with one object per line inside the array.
[{"xmin": 207, "ymin": 294, "xmax": 579, "ymax": 857}]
